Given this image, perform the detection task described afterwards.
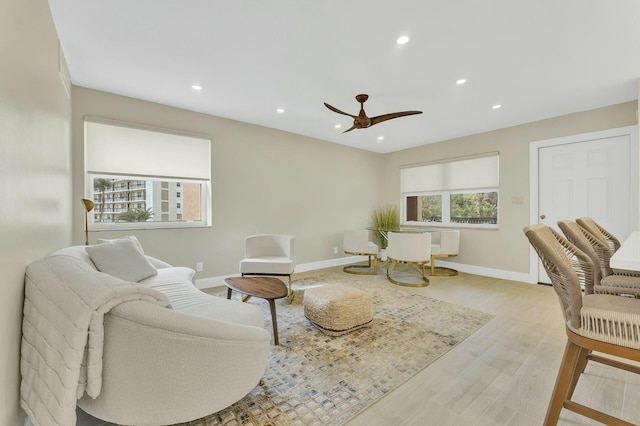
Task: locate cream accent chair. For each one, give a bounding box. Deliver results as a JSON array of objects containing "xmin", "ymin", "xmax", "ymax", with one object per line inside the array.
[
  {"xmin": 240, "ymin": 234, "xmax": 296, "ymax": 302},
  {"xmin": 430, "ymin": 229, "xmax": 460, "ymax": 276},
  {"xmin": 524, "ymin": 224, "xmax": 640, "ymax": 425},
  {"xmin": 343, "ymin": 229, "xmax": 379, "ymax": 275},
  {"xmin": 386, "ymin": 231, "xmax": 431, "ymax": 287}
]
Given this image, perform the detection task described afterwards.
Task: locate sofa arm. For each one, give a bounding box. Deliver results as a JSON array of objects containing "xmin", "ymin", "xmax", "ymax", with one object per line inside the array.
[{"xmin": 78, "ymin": 300, "xmax": 271, "ymax": 425}]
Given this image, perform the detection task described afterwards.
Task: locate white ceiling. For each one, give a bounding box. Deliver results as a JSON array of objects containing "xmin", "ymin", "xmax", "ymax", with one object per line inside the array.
[{"xmin": 48, "ymin": 0, "xmax": 640, "ymax": 154}]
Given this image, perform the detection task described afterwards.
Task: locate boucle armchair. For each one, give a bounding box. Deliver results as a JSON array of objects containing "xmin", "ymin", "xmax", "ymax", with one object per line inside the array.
[
  {"xmin": 386, "ymin": 231, "xmax": 431, "ymax": 287},
  {"xmin": 240, "ymin": 234, "xmax": 296, "ymax": 302},
  {"xmin": 343, "ymin": 229, "xmax": 378, "ymax": 275}
]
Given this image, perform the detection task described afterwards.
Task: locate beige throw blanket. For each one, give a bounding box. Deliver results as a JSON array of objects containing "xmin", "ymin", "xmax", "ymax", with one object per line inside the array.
[{"xmin": 20, "ymin": 255, "xmax": 170, "ymax": 426}]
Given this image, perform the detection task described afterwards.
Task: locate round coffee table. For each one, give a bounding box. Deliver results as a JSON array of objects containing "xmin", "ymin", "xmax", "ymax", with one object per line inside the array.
[{"xmin": 224, "ymin": 276, "xmax": 289, "ymax": 345}]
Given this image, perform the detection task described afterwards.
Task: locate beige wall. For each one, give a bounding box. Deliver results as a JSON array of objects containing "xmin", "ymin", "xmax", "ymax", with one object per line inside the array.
[
  {"xmin": 71, "ymin": 88, "xmax": 384, "ymax": 277},
  {"xmin": 382, "ymin": 102, "xmax": 638, "ymax": 275},
  {"xmin": 0, "ymin": 0, "xmax": 72, "ymax": 424}
]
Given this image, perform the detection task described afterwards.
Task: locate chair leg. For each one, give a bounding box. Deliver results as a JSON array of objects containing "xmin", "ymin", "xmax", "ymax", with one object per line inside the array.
[
  {"xmin": 386, "ymin": 259, "xmax": 429, "ymax": 287},
  {"xmin": 544, "ymin": 339, "xmax": 582, "ymax": 425},
  {"xmin": 343, "ymin": 254, "xmax": 378, "ymax": 275},
  {"xmin": 429, "ymin": 254, "xmax": 459, "ymax": 276},
  {"xmin": 567, "ymin": 347, "xmax": 590, "ymax": 399},
  {"xmin": 287, "ymin": 274, "xmax": 294, "ymax": 303}
]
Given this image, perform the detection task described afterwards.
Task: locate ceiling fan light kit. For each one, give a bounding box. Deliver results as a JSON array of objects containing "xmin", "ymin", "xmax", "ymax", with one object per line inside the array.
[{"xmin": 324, "ymin": 94, "xmax": 422, "ymax": 133}]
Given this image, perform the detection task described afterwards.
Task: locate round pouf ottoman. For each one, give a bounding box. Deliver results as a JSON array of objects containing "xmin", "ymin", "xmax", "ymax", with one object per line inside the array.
[{"xmin": 303, "ymin": 285, "xmax": 373, "ymax": 336}]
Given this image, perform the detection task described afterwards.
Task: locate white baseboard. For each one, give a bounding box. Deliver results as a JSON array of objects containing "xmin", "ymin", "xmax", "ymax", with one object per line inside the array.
[
  {"xmin": 434, "ymin": 259, "xmax": 535, "ymax": 284},
  {"xmin": 194, "ymin": 256, "xmax": 365, "ymax": 289},
  {"xmin": 195, "ymin": 256, "xmax": 533, "ymax": 289}
]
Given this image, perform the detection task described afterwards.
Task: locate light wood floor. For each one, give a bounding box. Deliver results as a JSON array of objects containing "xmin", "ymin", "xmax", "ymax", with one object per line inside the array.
[{"xmin": 77, "ymin": 268, "xmax": 640, "ymax": 425}]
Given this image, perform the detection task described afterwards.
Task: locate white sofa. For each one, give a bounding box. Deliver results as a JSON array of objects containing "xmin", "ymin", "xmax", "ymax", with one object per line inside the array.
[{"xmin": 21, "ymin": 239, "xmax": 271, "ymax": 426}]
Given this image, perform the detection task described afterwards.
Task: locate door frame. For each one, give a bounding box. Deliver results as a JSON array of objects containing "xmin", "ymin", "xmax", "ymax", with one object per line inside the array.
[{"xmin": 528, "ymin": 125, "xmax": 639, "ymax": 283}]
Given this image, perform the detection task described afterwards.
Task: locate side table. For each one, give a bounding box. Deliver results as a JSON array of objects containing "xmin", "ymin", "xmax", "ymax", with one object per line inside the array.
[{"xmin": 224, "ymin": 276, "xmax": 288, "ymax": 345}]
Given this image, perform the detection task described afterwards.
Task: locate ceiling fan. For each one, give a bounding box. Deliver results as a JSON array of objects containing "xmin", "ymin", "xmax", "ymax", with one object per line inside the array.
[{"xmin": 324, "ymin": 94, "xmax": 422, "ymax": 133}]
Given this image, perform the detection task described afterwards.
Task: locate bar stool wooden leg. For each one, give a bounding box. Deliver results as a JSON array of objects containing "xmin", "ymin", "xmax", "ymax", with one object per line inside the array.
[{"xmin": 544, "ymin": 340, "xmax": 582, "ymax": 425}]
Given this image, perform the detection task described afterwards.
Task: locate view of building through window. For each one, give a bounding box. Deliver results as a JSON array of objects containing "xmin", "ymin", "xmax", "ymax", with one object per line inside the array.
[{"xmin": 90, "ymin": 176, "xmax": 201, "ymax": 223}]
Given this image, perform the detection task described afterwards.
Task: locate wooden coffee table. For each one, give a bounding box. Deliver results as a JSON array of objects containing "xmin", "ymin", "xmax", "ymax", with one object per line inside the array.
[{"xmin": 224, "ymin": 276, "xmax": 289, "ymax": 345}]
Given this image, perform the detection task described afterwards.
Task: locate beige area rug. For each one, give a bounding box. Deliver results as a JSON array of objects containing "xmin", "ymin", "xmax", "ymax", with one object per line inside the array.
[{"xmin": 180, "ymin": 271, "xmax": 493, "ymax": 426}]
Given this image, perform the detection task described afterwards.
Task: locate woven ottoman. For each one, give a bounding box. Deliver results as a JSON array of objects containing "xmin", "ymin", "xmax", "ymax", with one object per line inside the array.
[{"xmin": 303, "ymin": 285, "xmax": 373, "ymax": 336}]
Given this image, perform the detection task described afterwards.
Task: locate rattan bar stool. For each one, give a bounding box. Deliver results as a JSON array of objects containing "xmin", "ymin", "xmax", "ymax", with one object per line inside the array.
[
  {"xmin": 559, "ymin": 220, "xmax": 640, "ymax": 298},
  {"xmin": 524, "ymin": 224, "xmax": 640, "ymax": 425}
]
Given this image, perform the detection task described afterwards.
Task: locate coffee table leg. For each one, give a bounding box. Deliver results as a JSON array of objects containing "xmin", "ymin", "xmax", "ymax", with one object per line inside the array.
[
  {"xmin": 268, "ymin": 299, "xmax": 279, "ymax": 345},
  {"xmin": 226, "ymin": 287, "xmax": 232, "ymax": 300}
]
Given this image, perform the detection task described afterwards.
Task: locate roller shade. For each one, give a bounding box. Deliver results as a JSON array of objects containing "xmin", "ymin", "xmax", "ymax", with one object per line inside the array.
[
  {"xmin": 85, "ymin": 120, "xmax": 211, "ymax": 180},
  {"xmin": 401, "ymin": 154, "xmax": 498, "ymax": 192}
]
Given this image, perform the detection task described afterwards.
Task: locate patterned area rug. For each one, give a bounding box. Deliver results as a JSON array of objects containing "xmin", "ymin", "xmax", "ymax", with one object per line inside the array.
[{"xmin": 179, "ymin": 271, "xmax": 493, "ymax": 426}]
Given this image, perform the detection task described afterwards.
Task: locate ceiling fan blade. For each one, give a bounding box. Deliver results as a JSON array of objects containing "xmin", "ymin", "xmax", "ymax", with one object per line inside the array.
[
  {"xmin": 370, "ymin": 110, "xmax": 423, "ymax": 126},
  {"xmin": 324, "ymin": 102, "xmax": 356, "ymax": 118},
  {"xmin": 342, "ymin": 124, "xmax": 358, "ymax": 133}
]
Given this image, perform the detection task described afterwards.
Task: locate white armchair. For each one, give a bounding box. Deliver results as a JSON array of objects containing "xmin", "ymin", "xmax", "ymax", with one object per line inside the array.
[
  {"xmin": 239, "ymin": 234, "xmax": 296, "ymax": 302},
  {"xmin": 386, "ymin": 231, "xmax": 431, "ymax": 287},
  {"xmin": 430, "ymin": 229, "xmax": 460, "ymax": 276},
  {"xmin": 343, "ymin": 229, "xmax": 379, "ymax": 275}
]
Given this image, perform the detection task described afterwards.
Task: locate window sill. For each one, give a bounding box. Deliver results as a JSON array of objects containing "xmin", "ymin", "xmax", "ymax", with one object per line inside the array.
[
  {"xmin": 89, "ymin": 222, "xmax": 210, "ymax": 231},
  {"xmin": 402, "ymin": 222, "xmax": 499, "ymax": 230}
]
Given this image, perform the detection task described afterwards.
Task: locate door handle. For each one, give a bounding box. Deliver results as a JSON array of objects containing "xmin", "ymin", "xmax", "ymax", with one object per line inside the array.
[{"xmin": 540, "ymin": 214, "xmax": 546, "ymax": 219}]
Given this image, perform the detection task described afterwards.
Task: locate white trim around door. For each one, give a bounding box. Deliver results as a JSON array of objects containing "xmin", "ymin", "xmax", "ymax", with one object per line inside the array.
[{"xmin": 528, "ymin": 125, "xmax": 639, "ymax": 284}]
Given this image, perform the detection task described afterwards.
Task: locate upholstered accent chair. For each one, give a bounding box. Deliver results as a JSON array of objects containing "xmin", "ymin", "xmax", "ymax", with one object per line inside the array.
[
  {"xmin": 524, "ymin": 224, "xmax": 640, "ymax": 425},
  {"xmin": 239, "ymin": 234, "xmax": 295, "ymax": 302},
  {"xmin": 559, "ymin": 220, "xmax": 640, "ymax": 298},
  {"xmin": 385, "ymin": 231, "xmax": 431, "ymax": 287},
  {"xmin": 343, "ymin": 229, "xmax": 379, "ymax": 275},
  {"xmin": 430, "ymin": 229, "xmax": 460, "ymax": 276}
]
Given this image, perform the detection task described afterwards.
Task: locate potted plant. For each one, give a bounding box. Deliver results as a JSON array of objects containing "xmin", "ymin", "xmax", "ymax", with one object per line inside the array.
[{"xmin": 370, "ymin": 204, "xmax": 399, "ymax": 254}]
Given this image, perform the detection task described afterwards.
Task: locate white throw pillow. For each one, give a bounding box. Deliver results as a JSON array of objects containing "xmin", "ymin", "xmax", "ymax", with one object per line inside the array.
[
  {"xmin": 96, "ymin": 235, "xmax": 145, "ymax": 254},
  {"xmin": 86, "ymin": 239, "xmax": 158, "ymax": 282}
]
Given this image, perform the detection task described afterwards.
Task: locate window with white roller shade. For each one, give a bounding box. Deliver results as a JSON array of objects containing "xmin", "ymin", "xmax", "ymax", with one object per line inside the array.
[
  {"xmin": 84, "ymin": 119, "xmax": 211, "ymax": 230},
  {"xmin": 401, "ymin": 153, "xmax": 499, "ymax": 227}
]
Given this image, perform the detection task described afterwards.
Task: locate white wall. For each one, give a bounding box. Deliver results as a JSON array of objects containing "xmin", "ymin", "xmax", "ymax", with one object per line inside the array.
[
  {"xmin": 382, "ymin": 102, "xmax": 638, "ymax": 276},
  {"xmin": 0, "ymin": 0, "xmax": 72, "ymax": 424},
  {"xmin": 71, "ymin": 88, "xmax": 384, "ymax": 279}
]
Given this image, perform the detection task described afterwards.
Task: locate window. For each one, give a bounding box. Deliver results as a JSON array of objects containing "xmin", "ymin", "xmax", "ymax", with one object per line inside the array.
[
  {"xmin": 401, "ymin": 154, "xmax": 499, "ymax": 227},
  {"xmin": 84, "ymin": 119, "xmax": 211, "ymax": 229}
]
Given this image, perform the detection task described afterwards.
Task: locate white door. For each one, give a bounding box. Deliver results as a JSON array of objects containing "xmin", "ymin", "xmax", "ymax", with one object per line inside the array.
[{"xmin": 535, "ymin": 129, "xmax": 637, "ymax": 283}]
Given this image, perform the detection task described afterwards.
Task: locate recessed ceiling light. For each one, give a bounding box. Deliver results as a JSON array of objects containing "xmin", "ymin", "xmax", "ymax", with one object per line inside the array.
[
  {"xmin": 492, "ymin": 104, "xmax": 502, "ymax": 109},
  {"xmin": 334, "ymin": 124, "xmax": 342, "ymax": 129},
  {"xmin": 377, "ymin": 136, "xmax": 384, "ymax": 141},
  {"xmin": 276, "ymin": 108, "xmax": 285, "ymax": 113},
  {"xmin": 191, "ymin": 84, "xmax": 202, "ymax": 91},
  {"xmin": 456, "ymin": 79, "xmax": 467, "ymax": 85},
  {"xmin": 396, "ymin": 36, "xmax": 409, "ymax": 45}
]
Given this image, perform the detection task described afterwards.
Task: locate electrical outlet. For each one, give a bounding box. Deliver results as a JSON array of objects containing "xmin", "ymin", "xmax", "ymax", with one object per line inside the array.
[
  {"xmin": 333, "ymin": 246, "xmax": 338, "ymax": 255},
  {"xmin": 196, "ymin": 262, "xmax": 203, "ymax": 272}
]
